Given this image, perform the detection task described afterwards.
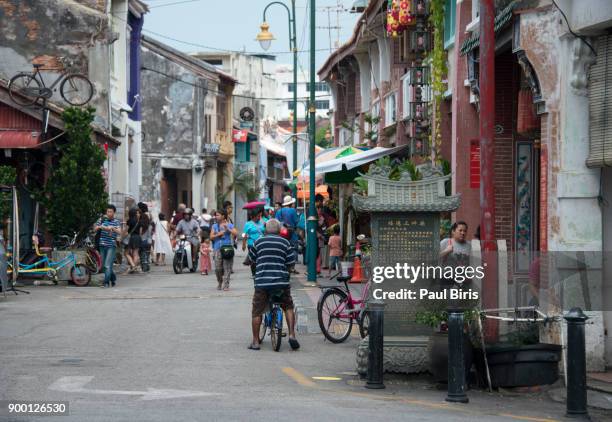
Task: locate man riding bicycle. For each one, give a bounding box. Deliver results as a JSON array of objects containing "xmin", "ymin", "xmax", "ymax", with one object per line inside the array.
[
  {"xmin": 248, "ymin": 218, "xmax": 299, "ymax": 351},
  {"xmin": 175, "ymin": 208, "xmax": 200, "ymax": 266}
]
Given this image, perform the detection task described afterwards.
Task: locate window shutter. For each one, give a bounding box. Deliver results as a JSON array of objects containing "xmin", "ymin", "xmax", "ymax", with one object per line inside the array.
[{"xmin": 587, "ymin": 35, "xmax": 612, "ymax": 168}]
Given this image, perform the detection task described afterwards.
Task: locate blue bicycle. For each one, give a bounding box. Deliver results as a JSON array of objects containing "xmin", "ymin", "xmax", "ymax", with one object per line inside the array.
[
  {"xmin": 259, "ymin": 290, "xmax": 284, "ymax": 352},
  {"xmin": 8, "ymin": 242, "xmax": 90, "ymax": 286}
]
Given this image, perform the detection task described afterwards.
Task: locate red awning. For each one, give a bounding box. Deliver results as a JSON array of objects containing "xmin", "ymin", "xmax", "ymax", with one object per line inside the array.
[{"xmin": 0, "ymin": 130, "xmax": 41, "ymax": 148}]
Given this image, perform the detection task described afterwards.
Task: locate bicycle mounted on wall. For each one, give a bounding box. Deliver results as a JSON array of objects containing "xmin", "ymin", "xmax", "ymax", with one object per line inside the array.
[{"xmin": 8, "ymin": 57, "xmax": 94, "ymax": 108}]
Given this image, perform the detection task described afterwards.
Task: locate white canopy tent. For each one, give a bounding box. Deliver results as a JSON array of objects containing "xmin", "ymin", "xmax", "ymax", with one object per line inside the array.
[{"xmin": 300, "ymin": 145, "xmax": 408, "ymax": 175}]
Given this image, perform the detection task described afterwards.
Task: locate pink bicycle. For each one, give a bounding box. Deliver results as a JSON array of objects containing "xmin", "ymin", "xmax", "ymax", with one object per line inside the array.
[{"xmin": 317, "ymin": 273, "xmax": 371, "ymax": 343}]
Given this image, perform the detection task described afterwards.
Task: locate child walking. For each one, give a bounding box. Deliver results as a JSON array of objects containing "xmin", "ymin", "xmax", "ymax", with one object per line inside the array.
[
  {"xmin": 199, "ymin": 237, "xmax": 212, "ymax": 275},
  {"xmin": 328, "ymin": 225, "xmax": 342, "ymax": 277}
]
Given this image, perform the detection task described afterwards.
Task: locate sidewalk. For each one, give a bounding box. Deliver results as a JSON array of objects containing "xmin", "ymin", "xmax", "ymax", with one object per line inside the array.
[{"xmin": 289, "ymin": 262, "xmax": 612, "ymax": 419}]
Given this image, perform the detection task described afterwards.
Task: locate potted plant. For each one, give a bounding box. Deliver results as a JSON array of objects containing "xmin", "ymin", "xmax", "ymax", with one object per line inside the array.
[
  {"xmin": 475, "ymin": 320, "xmax": 562, "ymax": 388},
  {"xmin": 416, "ymin": 308, "xmax": 477, "ymax": 384}
]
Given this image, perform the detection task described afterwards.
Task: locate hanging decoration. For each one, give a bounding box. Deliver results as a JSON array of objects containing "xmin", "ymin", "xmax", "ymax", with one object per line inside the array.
[{"xmin": 386, "ymin": 0, "xmax": 415, "ymax": 37}]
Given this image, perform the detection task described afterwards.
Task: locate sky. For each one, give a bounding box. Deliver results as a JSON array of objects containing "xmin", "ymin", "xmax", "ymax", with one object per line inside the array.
[{"xmin": 142, "ymin": 0, "xmax": 360, "ymax": 78}]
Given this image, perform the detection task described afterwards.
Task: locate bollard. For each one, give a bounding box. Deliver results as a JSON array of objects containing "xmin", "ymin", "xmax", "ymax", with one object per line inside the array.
[
  {"xmin": 365, "ymin": 300, "xmax": 386, "ymax": 389},
  {"xmin": 446, "ymin": 308, "xmax": 469, "ymax": 403},
  {"xmin": 564, "ymin": 307, "xmax": 589, "ymax": 418}
]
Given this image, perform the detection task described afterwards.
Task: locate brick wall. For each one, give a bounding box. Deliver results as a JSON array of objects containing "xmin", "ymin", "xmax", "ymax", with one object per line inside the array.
[
  {"xmin": 493, "ymin": 51, "xmax": 516, "ymax": 246},
  {"xmin": 539, "ymin": 115, "xmax": 548, "ymax": 252},
  {"xmin": 347, "ymin": 73, "xmax": 356, "ymax": 117},
  {"xmin": 355, "ymin": 72, "xmax": 361, "ymax": 114}
]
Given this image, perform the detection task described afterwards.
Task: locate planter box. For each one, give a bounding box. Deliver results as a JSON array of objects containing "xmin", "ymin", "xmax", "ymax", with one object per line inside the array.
[{"xmin": 480, "ymin": 343, "xmax": 562, "ymax": 388}]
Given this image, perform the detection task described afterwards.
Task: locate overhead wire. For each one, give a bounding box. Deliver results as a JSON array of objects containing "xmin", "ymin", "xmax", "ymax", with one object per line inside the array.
[
  {"xmin": 110, "ymin": 11, "xmax": 338, "ymax": 55},
  {"xmin": 140, "ymin": 66, "xmax": 331, "ymax": 101}
]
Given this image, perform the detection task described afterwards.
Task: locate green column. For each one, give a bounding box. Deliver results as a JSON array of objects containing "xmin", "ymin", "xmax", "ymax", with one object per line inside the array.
[{"xmin": 306, "ymin": 0, "xmax": 317, "ymax": 282}]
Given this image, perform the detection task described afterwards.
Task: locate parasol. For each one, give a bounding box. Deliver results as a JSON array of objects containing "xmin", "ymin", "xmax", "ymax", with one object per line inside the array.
[{"xmin": 242, "ymin": 201, "xmax": 267, "ymax": 210}]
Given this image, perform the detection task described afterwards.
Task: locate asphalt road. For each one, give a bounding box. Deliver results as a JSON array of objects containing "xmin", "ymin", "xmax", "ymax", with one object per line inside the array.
[{"xmin": 0, "ymin": 255, "xmax": 603, "ymax": 421}]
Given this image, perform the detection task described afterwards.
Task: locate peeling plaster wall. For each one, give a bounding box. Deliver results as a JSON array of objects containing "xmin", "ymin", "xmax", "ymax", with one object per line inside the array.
[
  {"xmin": 139, "ymin": 42, "xmax": 216, "ymax": 208},
  {"xmin": 0, "ymin": 0, "xmax": 111, "ymax": 127},
  {"xmin": 520, "ymin": 7, "xmax": 606, "ymax": 370}
]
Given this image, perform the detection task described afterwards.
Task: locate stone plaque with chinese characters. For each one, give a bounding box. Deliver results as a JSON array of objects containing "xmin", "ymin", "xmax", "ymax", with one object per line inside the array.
[{"xmin": 371, "ymin": 212, "xmax": 439, "ymax": 337}]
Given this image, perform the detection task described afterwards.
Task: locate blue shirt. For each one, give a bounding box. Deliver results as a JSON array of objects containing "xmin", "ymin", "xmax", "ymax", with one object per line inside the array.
[
  {"xmin": 212, "ymin": 223, "xmax": 234, "ymax": 251},
  {"xmin": 243, "ymin": 220, "xmax": 264, "ymax": 247},
  {"xmin": 275, "ymin": 207, "xmax": 298, "ymax": 241},
  {"xmin": 249, "ymin": 234, "xmax": 296, "ymax": 290},
  {"xmin": 96, "ymin": 217, "xmax": 121, "ymax": 248},
  {"xmin": 297, "ymin": 212, "xmax": 306, "ymax": 231}
]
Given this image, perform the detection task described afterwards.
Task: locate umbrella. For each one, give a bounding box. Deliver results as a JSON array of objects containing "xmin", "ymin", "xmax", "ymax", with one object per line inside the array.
[
  {"xmin": 294, "ymin": 146, "xmax": 367, "ymax": 177},
  {"xmin": 297, "ymin": 184, "xmax": 329, "ymax": 200},
  {"xmin": 301, "ymin": 145, "xmax": 408, "ymax": 174},
  {"xmin": 242, "ymin": 201, "xmax": 267, "ymax": 210}
]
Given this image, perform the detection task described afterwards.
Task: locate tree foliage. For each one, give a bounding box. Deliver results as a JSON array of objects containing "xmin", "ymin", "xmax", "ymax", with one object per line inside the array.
[
  {"xmin": 0, "ymin": 166, "xmax": 16, "ymax": 222},
  {"xmin": 315, "ymin": 125, "xmax": 332, "ymax": 148},
  {"xmin": 41, "ymin": 107, "xmax": 108, "ymax": 239},
  {"xmin": 219, "ymin": 166, "xmax": 259, "ymax": 209}
]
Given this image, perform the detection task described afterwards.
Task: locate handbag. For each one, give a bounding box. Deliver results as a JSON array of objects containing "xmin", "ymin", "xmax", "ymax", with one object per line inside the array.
[
  {"xmin": 220, "ymin": 244, "xmax": 234, "ymax": 260},
  {"xmin": 121, "ymin": 223, "xmax": 138, "ymax": 247}
]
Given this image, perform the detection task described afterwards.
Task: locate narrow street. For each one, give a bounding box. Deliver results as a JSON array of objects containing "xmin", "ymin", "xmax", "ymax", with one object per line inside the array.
[{"xmin": 0, "ymin": 253, "xmax": 596, "ymax": 422}]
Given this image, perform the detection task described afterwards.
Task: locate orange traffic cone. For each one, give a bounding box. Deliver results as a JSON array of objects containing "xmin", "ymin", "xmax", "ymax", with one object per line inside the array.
[
  {"xmin": 350, "ymin": 241, "xmax": 365, "ymax": 283},
  {"xmin": 350, "ymin": 255, "xmax": 365, "ymax": 283}
]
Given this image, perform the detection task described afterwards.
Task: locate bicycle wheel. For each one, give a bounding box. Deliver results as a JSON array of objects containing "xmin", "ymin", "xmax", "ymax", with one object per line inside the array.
[
  {"xmin": 71, "ymin": 264, "xmax": 90, "ymax": 286},
  {"xmin": 92, "ymin": 249, "xmax": 103, "ymax": 273},
  {"xmin": 317, "ymin": 289, "xmax": 353, "ymax": 343},
  {"xmin": 173, "ymin": 252, "xmax": 183, "ymax": 274},
  {"xmin": 258, "ymin": 314, "xmax": 268, "ymax": 343},
  {"xmin": 8, "ymin": 73, "xmax": 41, "ymax": 106},
  {"xmin": 84, "ymin": 249, "xmax": 101, "ymax": 274},
  {"xmin": 60, "ymin": 74, "xmax": 94, "ymax": 106},
  {"xmin": 358, "ymin": 310, "xmax": 370, "ymax": 339},
  {"xmin": 270, "ymin": 307, "xmax": 283, "ymax": 352}
]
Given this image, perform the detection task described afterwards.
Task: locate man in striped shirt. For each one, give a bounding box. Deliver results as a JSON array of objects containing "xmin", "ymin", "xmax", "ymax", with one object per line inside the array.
[
  {"xmin": 248, "ymin": 218, "xmax": 299, "ymax": 350},
  {"xmin": 94, "ymin": 204, "xmax": 122, "ymax": 288}
]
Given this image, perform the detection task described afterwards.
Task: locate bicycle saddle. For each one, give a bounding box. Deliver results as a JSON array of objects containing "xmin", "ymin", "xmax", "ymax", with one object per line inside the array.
[
  {"xmin": 32, "ymin": 63, "xmax": 44, "ymax": 68},
  {"xmin": 337, "ymin": 275, "xmax": 351, "ymax": 283},
  {"xmin": 269, "ymin": 289, "xmax": 285, "ymax": 303}
]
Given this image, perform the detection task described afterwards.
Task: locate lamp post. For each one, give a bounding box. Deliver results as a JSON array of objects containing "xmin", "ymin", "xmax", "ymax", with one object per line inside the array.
[
  {"xmin": 306, "ymin": 0, "xmax": 317, "ymax": 282},
  {"xmin": 256, "ymin": 1, "xmax": 298, "ymax": 185},
  {"xmin": 257, "ymin": 0, "xmax": 316, "ymax": 281}
]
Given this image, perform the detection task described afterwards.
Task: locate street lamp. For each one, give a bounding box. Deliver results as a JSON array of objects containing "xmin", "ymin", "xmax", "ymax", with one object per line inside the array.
[
  {"xmin": 306, "ymin": 0, "xmax": 317, "ymax": 282},
  {"xmin": 257, "ymin": 0, "xmax": 317, "ymax": 282},
  {"xmin": 256, "ymin": 1, "xmax": 298, "ymax": 191},
  {"xmin": 255, "ymin": 22, "xmax": 275, "ymax": 51}
]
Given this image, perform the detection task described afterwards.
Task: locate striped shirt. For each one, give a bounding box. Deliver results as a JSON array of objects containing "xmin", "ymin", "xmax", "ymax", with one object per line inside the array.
[
  {"xmin": 249, "ymin": 234, "xmax": 296, "ymax": 290},
  {"xmin": 96, "ymin": 217, "xmax": 121, "ymax": 248}
]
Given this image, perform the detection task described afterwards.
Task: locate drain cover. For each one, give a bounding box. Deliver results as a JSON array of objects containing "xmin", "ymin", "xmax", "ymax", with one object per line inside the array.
[{"xmin": 59, "ymin": 358, "xmax": 83, "ymax": 365}]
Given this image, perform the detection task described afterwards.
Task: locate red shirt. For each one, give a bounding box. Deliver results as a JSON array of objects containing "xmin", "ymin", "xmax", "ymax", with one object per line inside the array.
[{"xmin": 171, "ymin": 212, "xmax": 184, "ymax": 226}]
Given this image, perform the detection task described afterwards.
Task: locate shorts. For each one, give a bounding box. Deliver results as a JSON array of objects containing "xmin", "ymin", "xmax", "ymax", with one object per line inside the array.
[
  {"xmin": 329, "ymin": 255, "xmax": 340, "ymax": 270},
  {"xmin": 252, "ymin": 287, "xmax": 294, "ymax": 318}
]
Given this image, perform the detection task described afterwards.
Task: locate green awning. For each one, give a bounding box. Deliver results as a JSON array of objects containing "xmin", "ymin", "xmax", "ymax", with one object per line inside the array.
[
  {"xmin": 323, "ymin": 167, "xmax": 363, "ymax": 184},
  {"xmin": 459, "ymin": 1, "xmax": 517, "ymax": 56}
]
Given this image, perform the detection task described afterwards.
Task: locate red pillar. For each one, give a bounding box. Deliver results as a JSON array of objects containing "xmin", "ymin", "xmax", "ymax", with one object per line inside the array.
[{"xmin": 479, "ymin": 0, "xmax": 498, "ymax": 340}]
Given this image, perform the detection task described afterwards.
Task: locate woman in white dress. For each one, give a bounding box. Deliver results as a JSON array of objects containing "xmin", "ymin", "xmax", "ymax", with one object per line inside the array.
[{"xmin": 153, "ymin": 213, "xmax": 173, "ymax": 265}]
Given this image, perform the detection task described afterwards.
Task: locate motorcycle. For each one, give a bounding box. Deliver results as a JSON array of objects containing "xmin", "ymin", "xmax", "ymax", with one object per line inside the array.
[{"xmin": 173, "ymin": 234, "xmax": 198, "ymax": 274}]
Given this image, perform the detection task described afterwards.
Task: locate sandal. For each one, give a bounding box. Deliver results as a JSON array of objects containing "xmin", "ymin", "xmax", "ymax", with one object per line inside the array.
[
  {"xmin": 247, "ymin": 343, "xmax": 260, "ymax": 350},
  {"xmin": 288, "ymin": 338, "xmax": 300, "ymax": 350}
]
